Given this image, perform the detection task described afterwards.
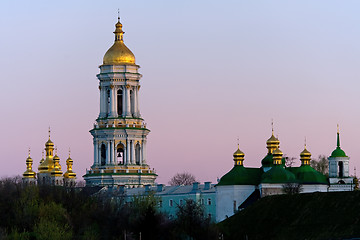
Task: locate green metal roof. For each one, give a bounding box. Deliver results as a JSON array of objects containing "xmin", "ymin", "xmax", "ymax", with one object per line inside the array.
[
  {"xmin": 217, "ymin": 165, "xmax": 263, "ymax": 186},
  {"xmin": 287, "ymin": 165, "xmax": 328, "ymax": 185},
  {"xmin": 261, "ymin": 165, "xmax": 296, "ymax": 184},
  {"xmin": 330, "ymin": 148, "xmax": 348, "ymax": 158}
]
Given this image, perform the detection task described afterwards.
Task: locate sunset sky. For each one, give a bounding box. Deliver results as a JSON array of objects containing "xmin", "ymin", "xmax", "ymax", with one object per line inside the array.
[{"xmin": 1, "ymin": 1, "xmax": 360, "ymax": 184}]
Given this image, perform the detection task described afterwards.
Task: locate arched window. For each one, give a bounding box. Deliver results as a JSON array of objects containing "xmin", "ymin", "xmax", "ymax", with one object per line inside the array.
[
  {"xmin": 338, "ymin": 161, "xmax": 344, "ymax": 178},
  {"xmin": 101, "ymin": 144, "xmax": 106, "ymax": 166},
  {"xmin": 135, "ymin": 143, "xmax": 141, "ymax": 165},
  {"xmin": 117, "ymin": 143, "xmax": 125, "ymax": 165},
  {"xmin": 117, "ymin": 89, "xmax": 123, "ymax": 116}
]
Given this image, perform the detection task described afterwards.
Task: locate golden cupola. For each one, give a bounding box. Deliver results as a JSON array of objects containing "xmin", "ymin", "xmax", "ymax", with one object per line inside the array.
[
  {"xmin": 266, "ymin": 130, "xmax": 280, "ymax": 154},
  {"xmin": 51, "ymin": 149, "xmax": 63, "ymax": 177},
  {"xmin": 23, "ymin": 149, "xmax": 36, "ymax": 179},
  {"xmin": 64, "ymin": 151, "xmax": 76, "ymax": 179},
  {"xmin": 103, "ymin": 17, "xmax": 136, "ymax": 65},
  {"xmin": 38, "ymin": 130, "xmax": 55, "ymax": 173},
  {"xmin": 272, "ymin": 147, "xmax": 283, "ymax": 165},
  {"xmin": 233, "ymin": 145, "xmax": 245, "ymax": 166},
  {"xmin": 300, "ymin": 143, "xmax": 311, "ymax": 166}
]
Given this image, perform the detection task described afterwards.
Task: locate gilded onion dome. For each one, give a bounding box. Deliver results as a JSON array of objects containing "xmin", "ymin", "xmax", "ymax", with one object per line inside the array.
[
  {"xmin": 23, "ymin": 150, "xmax": 36, "ymax": 179},
  {"xmin": 272, "ymin": 147, "xmax": 283, "ymax": 165},
  {"xmin": 233, "ymin": 146, "xmax": 245, "ymax": 166},
  {"xmin": 64, "ymin": 151, "xmax": 76, "ymax": 179},
  {"xmin": 300, "ymin": 144, "xmax": 311, "ymax": 166},
  {"xmin": 51, "ymin": 153, "xmax": 63, "ymax": 177},
  {"xmin": 266, "ymin": 133, "xmax": 280, "ymax": 154},
  {"xmin": 103, "ymin": 18, "xmax": 136, "ymax": 65},
  {"xmin": 38, "ymin": 129, "xmax": 55, "ymax": 173}
]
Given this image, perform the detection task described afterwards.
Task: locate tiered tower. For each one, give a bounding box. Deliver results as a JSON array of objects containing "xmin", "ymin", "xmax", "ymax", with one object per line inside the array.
[
  {"xmin": 22, "ymin": 149, "xmax": 36, "ymax": 185},
  {"xmin": 328, "ymin": 125, "xmax": 353, "ymax": 190},
  {"xmin": 84, "ymin": 17, "xmax": 157, "ymax": 187}
]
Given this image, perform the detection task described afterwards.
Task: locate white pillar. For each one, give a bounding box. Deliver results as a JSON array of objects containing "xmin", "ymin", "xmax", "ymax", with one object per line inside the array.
[
  {"xmin": 136, "ymin": 86, "xmax": 140, "ymax": 117},
  {"xmin": 126, "ymin": 139, "xmax": 130, "ymax": 165},
  {"xmin": 142, "ymin": 140, "xmax": 147, "ymax": 165},
  {"xmin": 131, "ymin": 140, "xmax": 135, "ymax": 164},
  {"xmin": 97, "ymin": 143, "xmax": 101, "ymax": 165},
  {"xmin": 109, "ymin": 86, "xmax": 116, "ymax": 117},
  {"xmin": 122, "ymin": 86, "xmax": 126, "ymax": 117},
  {"xmin": 106, "ymin": 142, "xmax": 111, "ymax": 165},
  {"xmin": 94, "ymin": 140, "xmax": 98, "ymax": 165},
  {"xmin": 126, "ymin": 85, "xmax": 131, "ymax": 117},
  {"xmin": 99, "ymin": 87, "xmax": 106, "ymax": 118},
  {"xmin": 140, "ymin": 141, "xmax": 143, "ymax": 165},
  {"xmin": 110, "ymin": 140, "xmax": 114, "ymax": 165}
]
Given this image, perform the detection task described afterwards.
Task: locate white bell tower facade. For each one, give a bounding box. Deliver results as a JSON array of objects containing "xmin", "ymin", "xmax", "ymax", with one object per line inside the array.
[{"xmin": 84, "ymin": 18, "xmax": 157, "ymax": 187}]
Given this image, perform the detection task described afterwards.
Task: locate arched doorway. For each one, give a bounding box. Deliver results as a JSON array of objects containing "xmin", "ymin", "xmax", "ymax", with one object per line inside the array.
[
  {"xmin": 117, "ymin": 143, "xmax": 125, "ymax": 165},
  {"xmin": 135, "ymin": 143, "xmax": 141, "ymax": 165},
  {"xmin": 101, "ymin": 144, "xmax": 106, "ymax": 166}
]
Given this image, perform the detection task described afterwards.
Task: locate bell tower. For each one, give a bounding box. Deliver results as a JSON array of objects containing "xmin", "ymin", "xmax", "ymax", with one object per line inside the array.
[{"xmin": 84, "ymin": 17, "xmax": 157, "ymax": 187}]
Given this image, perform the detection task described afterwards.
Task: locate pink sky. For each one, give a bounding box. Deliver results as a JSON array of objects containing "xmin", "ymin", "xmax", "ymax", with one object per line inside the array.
[{"xmin": 1, "ymin": 1, "xmax": 360, "ymax": 184}]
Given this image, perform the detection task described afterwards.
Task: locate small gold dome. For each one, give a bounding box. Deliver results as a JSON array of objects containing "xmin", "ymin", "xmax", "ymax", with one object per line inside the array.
[
  {"xmin": 273, "ymin": 147, "xmax": 283, "ymax": 156},
  {"xmin": 103, "ymin": 19, "xmax": 136, "ymax": 65},
  {"xmin": 266, "ymin": 134, "xmax": 280, "ymax": 145},
  {"xmin": 300, "ymin": 148, "xmax": 311, "ymax": 158},
  {"xmin": 233, "ymin": 148, "xmax": 245, "ymax": 158}
]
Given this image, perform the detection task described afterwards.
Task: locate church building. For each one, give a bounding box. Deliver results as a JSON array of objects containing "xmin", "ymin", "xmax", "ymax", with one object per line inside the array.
[
  {"xmin": 83, "ymin": 18, "xmax": 157, "ymax": 187},
  {"xmin": 22, "ymin": 130, "xmax": 76, "ymax": 187},
  {"xmin": 215, "ymin": 126, "xmax": 354, "ymax": 222}
]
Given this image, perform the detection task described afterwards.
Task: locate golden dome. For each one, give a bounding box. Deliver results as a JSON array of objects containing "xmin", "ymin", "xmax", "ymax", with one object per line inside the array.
[
  {"xmin": 273, "ymin": 147, "xmax": 283, "ymax": 156},
  {"xmin": 300, "ymin": 148, "xmax": 311, "ymax": 158},
  {"xmin": 233, "ymin": 148, "xmax": 245, "ymax": 158},
  {"xmin": 103, "ymin": 19, "xmax": 136, "ymax": 65},
  {"xmin": 266, "ymin": 134, "xmax": 280, "ymax": 145}
]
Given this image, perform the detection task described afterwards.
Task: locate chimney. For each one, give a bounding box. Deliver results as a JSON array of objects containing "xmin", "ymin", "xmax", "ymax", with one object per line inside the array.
[
  {"xmin": 192, "ymin": 182, "xmax": 199, "ymax": 191},
  {"xmin": 145, "ymin": 184, "xmax": 152, "ymax": 192},
  {"xmin": 157, "ymin": 184, "xmax": 164, "ymax": 192},
  {"xmin": 204, "ymin": 182, "xmax": 211, "ymax": 190}
]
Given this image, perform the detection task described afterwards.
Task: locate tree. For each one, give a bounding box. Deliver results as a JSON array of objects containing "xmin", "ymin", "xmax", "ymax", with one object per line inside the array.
[
  {"xmin": 174, "ymin": 199, "xmax": 218, "ymax": 240},
  {"xmin": 168, "ymin": 172, "xmax": 196, "ymax": 186},
  {"xmin": 310, "ymin": 155, "xmax": 328, "ymax": 176},
  {"xmin": 284, "ymin": 156, "xmax": 297, "ymax": 168}
]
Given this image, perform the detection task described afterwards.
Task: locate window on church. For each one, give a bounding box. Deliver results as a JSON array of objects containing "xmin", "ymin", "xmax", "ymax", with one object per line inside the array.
[
  {"xmin": 208, "ymin": 198, "xmax": 212, "ymax": 205},
  {"xmin": 101, "ymin": 144, "xmax": 106, "ymax": 165},
  {"xmin": 117, "ymin": 89, "xmax": 123, "ymax": 116},
  {"xmin": 169, "ymin": 199, "xmax": 173, "ymax": 207},
  {"xmin": 117, "ymin": 144, "xmax": 125, "ymax": 165},
  {"xmin": 159, "ymin": 200, "xmax": 163, "ymax": 208},
  {"xmin": 135, "ymin": 143, "xmax": 141, "ymax": 165},
  {"xmin": 339, "ymin": 161, "xmax": 344, "ymax": 178},
  {"xmin": 180, "ymin": 199, "xmax": 183, "ymax": 205}
]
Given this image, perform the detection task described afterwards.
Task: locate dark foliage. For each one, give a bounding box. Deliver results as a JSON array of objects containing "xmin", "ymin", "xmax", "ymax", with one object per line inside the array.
[
  {"xmin": 218, "ymin": 191, "xmax": 360, "ymax": 240},
  {"xmin": 0, "ymin": 177, "xmax": 218, "ymax": 240}
]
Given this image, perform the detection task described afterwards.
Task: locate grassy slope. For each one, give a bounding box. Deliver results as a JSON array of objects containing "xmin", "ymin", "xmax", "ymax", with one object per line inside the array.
[{"xmin": 218, "ymin": 191, "xmax": 360, "ymax": 240}]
